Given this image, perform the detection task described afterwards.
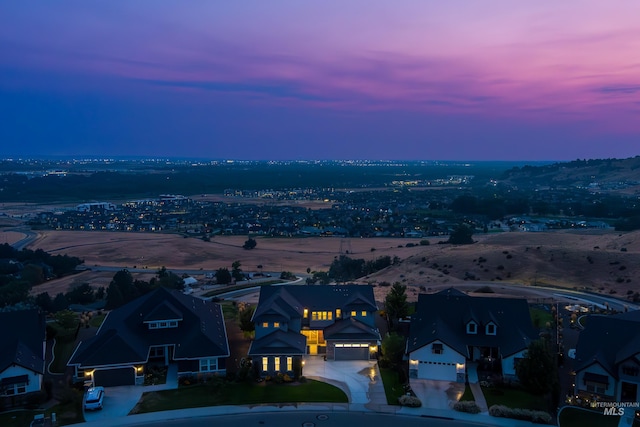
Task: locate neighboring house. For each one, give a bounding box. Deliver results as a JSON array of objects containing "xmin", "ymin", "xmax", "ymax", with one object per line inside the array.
[
  {"xmin": 573, "ymin": 310, "xmax": 640, "ymax": 403},
  {"xmin": 407, "ymin": 288, "xmax": 537, "ymax": 382},
  {"xmin": 68, "ymin": 287, "xmax": 229, "ymax": 387},
  {"xmin": 249, "ymin": 285, "xmax": 381, "ymax": 376},
  {"xmin": 0, "ymin": 309, "xmax": 46, "ymax": 398}
]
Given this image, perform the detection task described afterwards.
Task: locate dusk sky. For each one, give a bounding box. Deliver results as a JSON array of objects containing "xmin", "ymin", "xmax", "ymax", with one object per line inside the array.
[{"xmin": 1, "ymin": 2, "xmax": 639, "ymax": 161}]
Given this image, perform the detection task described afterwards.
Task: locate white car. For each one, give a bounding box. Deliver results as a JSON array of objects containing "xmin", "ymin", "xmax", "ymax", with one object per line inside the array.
[{"xmin": 84, "ymin": 386, "xmax": 105, "ymax": 411}]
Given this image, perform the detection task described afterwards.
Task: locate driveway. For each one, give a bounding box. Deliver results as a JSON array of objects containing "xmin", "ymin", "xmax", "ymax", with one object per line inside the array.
[
  {"xmin": 302, "ymin": 357, "xmax": 386, "ymax": 405},
  {"xmin": 410, "ymin": 379, "xmax": 464, "ymax": 410}
]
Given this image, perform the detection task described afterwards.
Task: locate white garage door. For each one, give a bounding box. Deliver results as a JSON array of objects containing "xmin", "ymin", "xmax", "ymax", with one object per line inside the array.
[{"xmin": 417, "ymin": 361, "xmax": 457, "ymax": 381}]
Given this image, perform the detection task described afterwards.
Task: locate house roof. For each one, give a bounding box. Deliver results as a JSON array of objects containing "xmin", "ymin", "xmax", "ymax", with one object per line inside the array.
[
  {"xmin": 248, "ymin": 329, "xmax": 307, "ymax": 356},
  {"xmin": 407, "ymin": 288, "xmax": 537, "ymax": 358},
  {"xmin": 0, "ymin": 309, "xmax": 46, "ymax": 375},
  {"xmin": 69, "ymin": 287, "xmax": 229, "ymax": 368},
  {"xmin": 253, "ymin": 285, "xmax": 378, "ymax": 322},
  {"xmin": 574, "ymin": 310, "xmax": 640, "ymax": 377},
  {"xmin": 323, "ymin": 317, "xmax": 381, "ymax": 341}
]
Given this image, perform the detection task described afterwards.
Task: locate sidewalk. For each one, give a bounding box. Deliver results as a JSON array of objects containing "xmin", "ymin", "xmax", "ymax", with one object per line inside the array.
[{"xmin": 466, "ymin": 363, "xmax": 489, "ymax": 412}]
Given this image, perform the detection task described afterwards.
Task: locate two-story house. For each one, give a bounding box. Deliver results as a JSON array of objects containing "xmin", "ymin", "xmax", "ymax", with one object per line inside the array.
[
  {"xmin": 248, "ymin": 285, "xmax": 380, "ymax": 376},
  {"xmin": 0, "ymin": 309, "xmax": 46, "ymax": 399},
  {"xmin": 573, "ymin": 310, "xmax": 640, "ymax": 403},
  {"xmin": 68, "ymin": 286, "xmax": 229, "ymax": 387},
  {"xmin": 407, "ymin": 288, "xmax": 537, "ymax": 382}
]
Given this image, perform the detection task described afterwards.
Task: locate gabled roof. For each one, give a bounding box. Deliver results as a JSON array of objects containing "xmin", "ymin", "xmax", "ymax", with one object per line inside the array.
[
  {"xmin": 0, "ymin": 309, "xmax": 46, "ymax": 375},
  {"xmin": 248, "ymin": 329, "xmax": 306, "ymax": 356},
  {"xmin": 408, "ymin": 288, "xmax": 537, "ymax": 357},
  {"xmin": 253, "ymin": 285, "xmax": 377, "ymax": 322},
  {"xmin": 323, "ymin": 317, "xmax": 381, "ymax": 341},
  {"xmin": 574, "ymin": 310, "xmax": 640, "ymax": 377},
  {"xmin": 69, "ymin": 287, "xmax": 229, "ymax": 368}
]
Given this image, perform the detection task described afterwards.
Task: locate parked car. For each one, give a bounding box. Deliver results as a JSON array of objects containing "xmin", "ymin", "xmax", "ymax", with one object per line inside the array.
[{"xmin": 84, "ymin": 386, "xmax": 105, "ymax": 411}]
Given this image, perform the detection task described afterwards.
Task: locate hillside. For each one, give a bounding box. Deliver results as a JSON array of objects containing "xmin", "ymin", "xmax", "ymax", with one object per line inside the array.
[
  {"xmin": 501, "ymin": 156, "xmax": 640, "ymax": 194},
  {"xmin": 363, "ymin": 229, "xmax": 640, "ymax": 301}
]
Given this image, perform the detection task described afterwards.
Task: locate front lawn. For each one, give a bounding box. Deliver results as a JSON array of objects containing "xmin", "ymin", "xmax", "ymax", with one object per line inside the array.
[
  {"xmin": 481, "ymin": 385, "xmax": 547, "ymax": 410},
  {"xmin": 379, "ymin": 367, "xmax": 404, "ymax": 405},
  {"xmin": 51, "ymin": 336, "xmax": 78, "ymax": 373},
  {"xmin": 0, "ymin": 390, "xmax": 84, "ymax": 426},
  {"xmin": 530, "ymin": 307, "xmax": 553, "ymax": 329},
  {"xmin": 459, "ymin": 384, "xmax": 475, "ymax": 402},
  {"xmin": 129, "ymin": 379, "xmax": 347, "ymax": 414}
]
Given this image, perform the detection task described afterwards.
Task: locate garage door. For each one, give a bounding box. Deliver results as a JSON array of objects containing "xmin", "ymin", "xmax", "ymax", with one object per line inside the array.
[
  {"xmin": 417, "ymin": 361, "xmax": 457, "ymax": 381},
  {"xmin": 93, "ymin": 367, "xmax": 135, "ymax": 387},
  {"xmin": 334, "ymin": 343, "xmax": 369, "ymax": 360}
]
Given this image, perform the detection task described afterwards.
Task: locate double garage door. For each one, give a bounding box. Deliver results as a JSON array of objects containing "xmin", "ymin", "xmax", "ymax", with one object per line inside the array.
[
  {"xmin": 334, "ymin": 343, "xmax": 369, "ymax": 360},
  {"xmin": 417, "ymin": 361, "xmax": 457, "ymax": 381},
  {"xmin": 93, "ymin": 367, "xmax": 136, "ymax": 387}
]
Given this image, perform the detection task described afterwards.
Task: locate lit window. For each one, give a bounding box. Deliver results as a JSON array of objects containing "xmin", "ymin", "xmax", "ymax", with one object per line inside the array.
[
  {"xmin": 287, "ymin": 357, "xmax": 293, "ymax": 371},
  {"xmin": 304, "ymin": 308, "xmax": 309, "ymax": 318},
  {"xmin": 262, "ymin": 357, "xmax": 269, "ymax": 372},
  {"xmin": 361, "ymin": 311, "xmax": 367, "ymax": 317},
  {"xmin": 336, "ymin": 309, "xmax": 341, "ymax": 318},
  {"xmin": 274, "ymin": 322, "xmax": 280, "ymax": 328},
  {"xmin": 351, "ymin": 311, "xmax": 357, "ymax": 317},
  {"xmin": 262, "ymin": 322, "xmax": 269, "ymax": 328},
  {"xmin": 275, "ymin": 357, "xmax": 281, "ymax": 372}
]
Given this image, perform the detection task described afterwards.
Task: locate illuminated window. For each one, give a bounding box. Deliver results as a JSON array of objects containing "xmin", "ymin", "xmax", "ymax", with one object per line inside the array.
[
  {"xmin": 274, "ymin": 322, "xmax": 280, "ymax": 328},
  {"xmin": 303, "ymin": 308, "xmax": 309, "ymax": 318},
  {"xmin": 336, "ymin": 309, "xmax": 341, "ymax": 318},
  {"xmin": 311, "ymin": 311, "xmax": 333, "ymax": 320},
  {"xmin": 262, "ymin": 357, "xmax": 269, "ymax": 372},
  {"xmin": 287, "ymin": 357, "xmax": 293, "ymax": 371},
  {"xmin": 262, "ymin": 322, "xmax": 269, "ymax": 328},
  {"xmin": 275, "ymin": 357, "xmax": 281, "ymax": 372},
  {"xmin": 361, "ymin": 311, "xmax": 367, "ymax": 317},
  {"xmin": 351, "ymin": 311, "xmax": 357, "ymax": 317}
]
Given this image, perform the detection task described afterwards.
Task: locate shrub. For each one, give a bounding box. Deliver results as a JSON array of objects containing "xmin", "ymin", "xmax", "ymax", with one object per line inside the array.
[
  {"xmin": 420, "ymin": 240, "xmax": 430, "ymax": 246},
  {"xmin": 453, "ymin": 401, "xmax": 481, "ymax": 414},
  {"xmin": 398, "ymin": 395, "xmax": 422, "ymax": 407},
  {"xmin": 488, "ymin": 405, "xmax": 552, "ymax": 424}
]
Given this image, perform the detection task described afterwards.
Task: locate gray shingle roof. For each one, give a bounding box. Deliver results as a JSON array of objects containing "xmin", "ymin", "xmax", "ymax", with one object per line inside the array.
[
  {"xmin": 574, "ymin": 310, "xmax": 640, "ymax": 377},
  {"xmin": 408, "ymin": 288, "xmax": 537, "ymax": 358},
  {"xmin": 248, "ymin": 329, "xmax": 306, "ymax": 356},
  {"xmin": 69, "ymin": 287, "xmax": 229, "ymax": 368},
  {"xmin": 0, "ymin": 309, "xmax": 46, "ymax": 374},
  {"xmin": 324, "ymin": 317, "xmax": 381, "ymax": 341}
]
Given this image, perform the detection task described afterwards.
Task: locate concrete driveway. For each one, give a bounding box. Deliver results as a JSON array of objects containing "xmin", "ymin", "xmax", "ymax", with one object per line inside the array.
[
  {"xmin": 302, "ymin": 357, "xmax": 386, "ymax": 405},
  {"xmin": 409, "ymin": 379, "xmax": 464, "ymax": 410}
]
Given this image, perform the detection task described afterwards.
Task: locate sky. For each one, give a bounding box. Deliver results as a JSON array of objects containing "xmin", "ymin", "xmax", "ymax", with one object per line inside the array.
[{"xmin": 1, "ymin": 1, "xmax": 639, "ymax": 161}]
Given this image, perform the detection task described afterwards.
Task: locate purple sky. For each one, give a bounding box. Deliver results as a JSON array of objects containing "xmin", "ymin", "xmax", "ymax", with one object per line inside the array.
[{"xmin": 1, "ymin": 1, "xmax": 639, "ymax": 160}]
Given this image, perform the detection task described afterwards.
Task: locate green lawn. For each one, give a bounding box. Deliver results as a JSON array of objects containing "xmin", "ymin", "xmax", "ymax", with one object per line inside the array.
[
  {"xmin": 51, "ymin": 336, "xmax": 78, "ymax": 373},
  {"xmin": 529, "ymin": 307, "xmax": 553, "ymax": 329},
  {"xmin": 481, "ymin": 385, "xmax": 547, "ymax": 410},
  {"xmin": 459, "ymin": 384, "xmax": 475, "ymax": 402},
  {"xmin": 130, "ymin": 379, "xmax": 347, "ymax": 414},
  {"xmin": 89, "ymin": 312, "xmax": 106, "ymax": 327},
  {"xmin": 379, "ymin": 367, "xmax": 404, "ymax": 405},
  {"xmin": 558, "ymin": 406, "xmax": 640, "ymax": 427},
  {"xmin": 220, "ymin": 301, "xmax": 239, "ymax": 321}
]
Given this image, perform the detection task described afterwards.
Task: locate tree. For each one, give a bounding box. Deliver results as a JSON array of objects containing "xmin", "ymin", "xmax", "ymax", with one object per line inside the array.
[
  {"xmin": 515, "ymin": 339, "xmax": 558, "ymax": 395},
  {"xmin": 448, "ymin": 224, "xmax": 474, "ymax": 245},
  {"xmin": 243, "ymin": 238, "xmax": 257, "ymax": 250},
  {"xmin": 231, "ymin": 261, "xmax": 244, "ymax": 282},
  {"xmin": 55, "ymin": 309, "xmax": 78, "ymax": 330},
  {"xmin": 381, "ymin": 332, "xmax": 405, "ymax": 366},
  {"xmin": 215, "ymin": 267, "xmax": 232, "ymax": 285},
  {"xmin": 385, "ymin": 283, "xmax": 409, "ymax": 331},
  {"xmin": 238, "ymin": 304, "xmax": 255, "ymax": 334}
]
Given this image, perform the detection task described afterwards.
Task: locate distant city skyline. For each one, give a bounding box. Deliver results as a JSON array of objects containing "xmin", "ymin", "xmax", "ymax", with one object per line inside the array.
[{"xmin": 1, "ymin": 2, "xmax": 639, "ymax": 161}]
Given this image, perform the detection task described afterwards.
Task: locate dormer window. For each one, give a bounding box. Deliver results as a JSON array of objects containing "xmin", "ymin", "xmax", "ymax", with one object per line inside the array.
[
  {"xmin": 466, "ymin": 322, "xmax": 477, "ymax": 334},
  {"xmin": 148, "ymin": 320, "xmax": 179, "ymax": 329},
  {"xmin": 486, "ymin": 323, "xmax": 496, "ymax": 335}
]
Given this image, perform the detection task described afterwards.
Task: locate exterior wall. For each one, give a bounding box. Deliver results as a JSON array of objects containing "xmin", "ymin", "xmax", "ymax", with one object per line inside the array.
[
  {"xmin": 502, "ymin": 349, "xmax": 527, "ymax": 379},
  {"xmin": 0, "ymin": 365, "xmax": 42, "ymax": 395},
  {"xmin": 409, "ymin": 341, "xmax": 465, "ymax": 382},
  {"xmin": 575, "ymin": 363, "xmax": 616, "ymax": 398},
  {"xmin": 346, "ymin": 310, "xmax": 375, "ymax": 327}
]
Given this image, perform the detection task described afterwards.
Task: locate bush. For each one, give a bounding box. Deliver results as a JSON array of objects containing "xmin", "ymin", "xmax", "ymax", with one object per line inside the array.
[
  {"xmin": 453, "ymin": 401, "xmax": 481, "ymax": 414},
  {"xmin": 488, "ymin": 405, "xmax": 552, "ymax": 424},
  {"xmin": 398, "ymin": 395, "xmax": 422, "ymax": 407}
]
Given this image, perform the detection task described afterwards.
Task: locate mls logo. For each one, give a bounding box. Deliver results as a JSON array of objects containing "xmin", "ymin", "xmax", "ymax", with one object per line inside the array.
[{"xmin": 603, "ymin": 407, "xmax": 624, "ymax": 416}]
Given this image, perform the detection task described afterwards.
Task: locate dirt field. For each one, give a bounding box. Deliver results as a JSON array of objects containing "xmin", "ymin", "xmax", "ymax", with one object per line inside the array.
[
  {"xmin": 20, "ymin": 228, "xmax": 640, "ymax": 303},
  {"xmin": 0, "ymin": 230, "xmax": 26, "ymax": 245}
]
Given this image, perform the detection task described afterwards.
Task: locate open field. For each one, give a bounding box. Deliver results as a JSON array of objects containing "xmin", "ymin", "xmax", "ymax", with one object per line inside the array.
[{"xmin": 19, "ymin": 228, "xmax": 640, "ymax": 304}]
